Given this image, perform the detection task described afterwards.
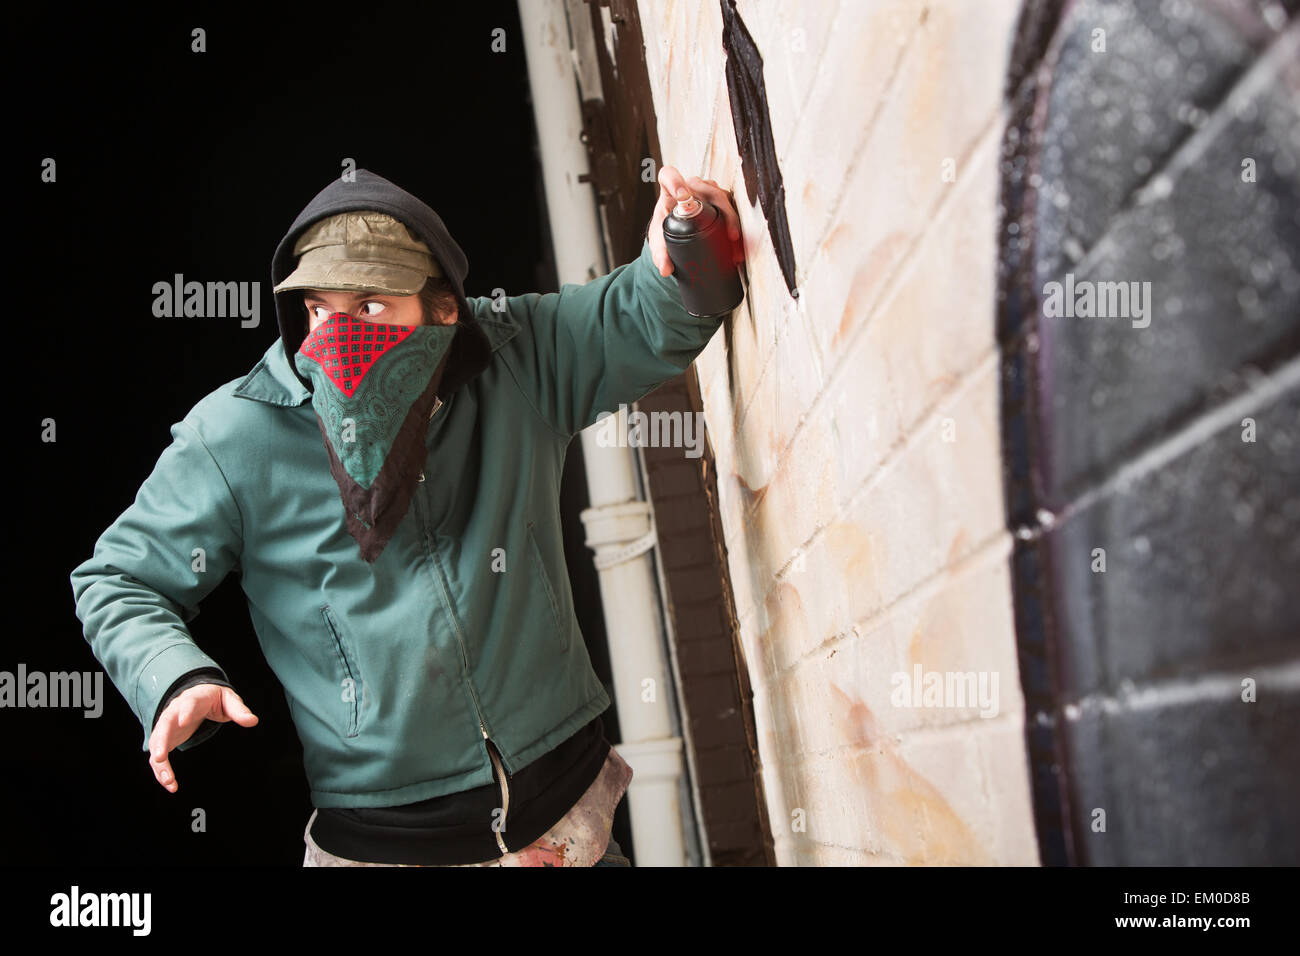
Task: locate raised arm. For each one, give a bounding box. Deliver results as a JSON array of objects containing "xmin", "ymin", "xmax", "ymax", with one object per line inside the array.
[{"xmin": 488, "ymin": 236, "xmax": 727, "ymax": 438}]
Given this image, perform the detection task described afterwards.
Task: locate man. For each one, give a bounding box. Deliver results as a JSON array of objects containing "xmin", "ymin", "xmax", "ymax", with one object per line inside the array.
[{"xmin": 69, "ymin": 166, "xmax": 740, "ymax": 866}]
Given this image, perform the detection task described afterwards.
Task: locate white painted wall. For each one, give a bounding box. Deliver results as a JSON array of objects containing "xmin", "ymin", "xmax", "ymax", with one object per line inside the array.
[{"xmin": 635, "ymin": 0, "xmax": 1040, "ymax": 865}]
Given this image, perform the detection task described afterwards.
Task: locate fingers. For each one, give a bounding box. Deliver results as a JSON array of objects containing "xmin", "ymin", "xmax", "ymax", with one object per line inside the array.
[
  {"xmin": 657, "ymin": 164, "xmax": 690, "ymax": 205},
  {"xmin": 648, "ymin": 204, "xmax": 669, "ymax": 276},
  {"xmin": 649, "ymin": 226, "xmax": 672, "ymax": 277},
  {"xmin": 149, "ymin": 716, "xmax": 181, "ymax": 793},
  {"xmin": 221, "ymin": 687, "xmax": 259, "ymax": 727},
  {"xmin": 650, "ymin": 166, "xmax": 679, "ymax": 276},
  {"xmin": 145, "ymin": 686, "xmax": 260, "ymax": 794}
]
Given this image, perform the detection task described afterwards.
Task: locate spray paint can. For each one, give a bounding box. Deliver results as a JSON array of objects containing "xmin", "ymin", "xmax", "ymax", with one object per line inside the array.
[{"xmin": 662, "ymin": 192, "xmax": 745, "ymax": 317}]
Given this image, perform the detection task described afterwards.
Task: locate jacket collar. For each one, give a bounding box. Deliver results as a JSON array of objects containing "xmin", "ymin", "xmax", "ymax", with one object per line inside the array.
[{"xmin": 233, "ymin": 312, "xmax": 520, "ymax": 407}]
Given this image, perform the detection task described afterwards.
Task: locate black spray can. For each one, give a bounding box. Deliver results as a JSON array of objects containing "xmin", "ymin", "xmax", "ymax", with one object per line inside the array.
[{"xmin": 662, "ymin": 192, "xmax": 745, "ymax": 317}]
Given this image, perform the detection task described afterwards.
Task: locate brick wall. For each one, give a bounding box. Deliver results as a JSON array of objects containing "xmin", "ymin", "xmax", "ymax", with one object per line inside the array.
[{"xmin": 636, "ymin": 0, "xmax": 1040, "ymax": 864}]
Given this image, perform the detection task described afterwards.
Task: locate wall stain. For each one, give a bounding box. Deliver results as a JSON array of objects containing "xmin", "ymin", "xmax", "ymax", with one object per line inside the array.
[
  {"xmin": 945, "ymin": 526, "xmax": 970, "ymax": 566},
  {"xmin": 733, "ymin": 470, "xmax": 769, "ymax": 512},
  {"xmin": 822, "ymin": 522, "xmax": 880, "ymax": 625},
  {"xmin": 762, "ymin": 581, "xmax": 807, "ymax": 647},
  {"xmin": 833, "ymin": 230, "xmax": 911, "ymax": 347},
  {"xmin": 828, "ymin": 682, "xmax": 988, "ymax": 864}
]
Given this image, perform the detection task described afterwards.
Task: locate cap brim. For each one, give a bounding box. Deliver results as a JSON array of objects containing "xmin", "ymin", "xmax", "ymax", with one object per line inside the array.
[{"xmin": 273, "ymin": 259, "xmax": 428, "ymax": 296}]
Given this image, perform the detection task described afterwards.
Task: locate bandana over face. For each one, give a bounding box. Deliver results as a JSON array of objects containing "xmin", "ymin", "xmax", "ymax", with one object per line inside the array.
[{"xmin": 294, "ymin": 312, "xmax": 459, "ymax": 563}]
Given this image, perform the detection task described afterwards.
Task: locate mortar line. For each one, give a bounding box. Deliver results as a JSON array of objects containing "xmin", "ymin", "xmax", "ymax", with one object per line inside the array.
[
  {"xmin": 1061, "ymin": 657, "xmax": 1300, "ymax": 716},
  {"xmin": 783, "ymin": 710, "xmax": 1021, "ymax": 773},
  {"xmin": 819, "ymin": 346, "xmax": 1002, "ymax": 554},
  {"xmin": 765, "ymin": 526, "xmax": 1013, "ymax": 680},
  {"xmin": 797, "ymin": 843, "xmax": 907, "ymax": 863},
  {"xmin": 1062, "ymin": 19, "xmax": 1298, "ymax": 283},
  {"xmin": 1026, "ymin": 351, "xmax": 1300, "ymax": 537}
]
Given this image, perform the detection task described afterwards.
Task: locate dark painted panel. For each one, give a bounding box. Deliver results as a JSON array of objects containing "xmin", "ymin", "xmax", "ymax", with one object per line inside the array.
[{"xmin": 998, "ymin": 0, "xmax": 1300, "ymax": 866}]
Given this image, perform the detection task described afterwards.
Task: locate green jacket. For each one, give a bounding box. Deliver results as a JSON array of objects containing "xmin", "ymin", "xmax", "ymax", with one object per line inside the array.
[{"xmin": 69, "ymin": 171, "xmax": 724, "ymax": 809}]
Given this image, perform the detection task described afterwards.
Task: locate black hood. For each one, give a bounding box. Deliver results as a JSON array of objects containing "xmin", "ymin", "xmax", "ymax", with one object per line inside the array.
[{"xmin": 271, "ymin": 168, "xmax": 491, "ymax": 395}]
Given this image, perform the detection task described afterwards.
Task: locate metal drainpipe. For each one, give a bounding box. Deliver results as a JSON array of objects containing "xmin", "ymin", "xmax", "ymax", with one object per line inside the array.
[{"xmin": 516, "ymin": 0, "xmax": 689, "ymax": 867}]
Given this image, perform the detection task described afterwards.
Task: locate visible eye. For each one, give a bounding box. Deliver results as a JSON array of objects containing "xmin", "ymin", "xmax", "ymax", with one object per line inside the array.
[
  {"xmin": 308, "ymin": 305, "xmax": 333, "ymax": 323},
  {"xmin": 359, "ymin": 301, "xmax": 387, "ymax": 317}
]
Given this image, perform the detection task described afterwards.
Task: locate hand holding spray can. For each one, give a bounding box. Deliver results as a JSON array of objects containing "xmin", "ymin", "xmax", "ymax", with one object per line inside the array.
[{"xmin": 662, "ymin": 190, "xmax": 745, "ymax": 317}]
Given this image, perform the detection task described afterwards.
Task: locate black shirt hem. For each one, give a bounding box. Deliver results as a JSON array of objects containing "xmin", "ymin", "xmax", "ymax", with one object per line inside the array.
[{"xmin": 308, "ymin": 714, "xmax": 612, "ymax": 865}]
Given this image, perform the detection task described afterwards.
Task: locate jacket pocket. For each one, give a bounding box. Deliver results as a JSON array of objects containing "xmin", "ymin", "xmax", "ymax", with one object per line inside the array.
[
  {"xmin": 320, "ymin": 604, "xmax": 362, "ymax": 737},
  {"xmin": 525, "ymin": 521, "xmax": 570, "ymax": 654}
]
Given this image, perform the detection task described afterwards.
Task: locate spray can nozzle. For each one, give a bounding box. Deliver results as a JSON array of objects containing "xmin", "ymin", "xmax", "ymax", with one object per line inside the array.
[{"xmin": 672, "ymin": 193, "xmax": 704, "ymax": 219}]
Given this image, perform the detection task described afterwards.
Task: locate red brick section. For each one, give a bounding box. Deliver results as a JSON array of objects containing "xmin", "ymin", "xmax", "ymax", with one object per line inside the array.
[
  {"xmin": 580, "ymin": 0, "xmax": 775, "ymax": 866},
  {"xmin": 640, "ymin": 369, "xmax": 776, "ymax": 867}
]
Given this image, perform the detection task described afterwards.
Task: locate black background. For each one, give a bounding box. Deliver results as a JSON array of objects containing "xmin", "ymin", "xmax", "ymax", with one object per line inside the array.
[{"xmin": 9, "ymin": 3, "xmax": 631, "ymax": 866}]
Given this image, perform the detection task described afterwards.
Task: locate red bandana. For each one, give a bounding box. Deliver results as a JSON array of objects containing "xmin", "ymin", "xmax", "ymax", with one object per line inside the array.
[{"xmin": 298, "ymin": 314, "xmax": 416, "ymax": 398}]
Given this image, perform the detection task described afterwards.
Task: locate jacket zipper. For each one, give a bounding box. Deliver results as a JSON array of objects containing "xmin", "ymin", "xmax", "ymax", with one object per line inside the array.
[
  {"xmin": 419, "ymin": 485, "xmax": 509, "ymax": 857},
  {"xmin": 483, "ymin": 726, "xmax": 510, "ymax": 855},
  {"xmin": 418, "ymin": 397, "xmax": 444, "ymax": 483}
]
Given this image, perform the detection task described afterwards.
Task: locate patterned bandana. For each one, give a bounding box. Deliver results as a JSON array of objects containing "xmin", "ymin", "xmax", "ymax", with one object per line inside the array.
[{"xmin": 294, "ymin": 312, "xmax": 459, "ymax": 563}]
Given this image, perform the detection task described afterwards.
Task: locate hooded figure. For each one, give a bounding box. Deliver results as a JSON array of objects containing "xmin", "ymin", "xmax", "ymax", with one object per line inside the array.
[
  {"xmin": 270, "ymin": 173, "xmax": 493, "ymax": 562},
  {"xmin": 71, "ymin": 166, "xmax": 732, "ymax": 866}
]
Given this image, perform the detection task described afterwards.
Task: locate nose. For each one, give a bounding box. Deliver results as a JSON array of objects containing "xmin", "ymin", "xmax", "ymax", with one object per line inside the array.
[{"xmin": 311, "ymin": 310, "xmax": 355, "ymax": 333}]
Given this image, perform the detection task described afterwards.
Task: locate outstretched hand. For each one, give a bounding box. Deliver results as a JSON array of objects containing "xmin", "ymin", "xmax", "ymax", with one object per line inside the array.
[{"xmin": 147, "ymin": 684, "xmax": 259, "ymax": 793}]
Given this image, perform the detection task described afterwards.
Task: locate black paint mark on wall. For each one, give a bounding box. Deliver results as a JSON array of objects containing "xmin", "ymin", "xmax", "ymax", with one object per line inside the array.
[{"xmin": 720, "ymin": 0, "xmax": 797, "ymax": 297}]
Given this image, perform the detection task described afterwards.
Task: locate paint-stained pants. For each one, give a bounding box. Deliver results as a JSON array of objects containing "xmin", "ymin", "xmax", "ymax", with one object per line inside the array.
[
  {"xmin": 302, "ymin": 819, "xmax": 630, "ymax": 867},
  {"xmin": 302, "ymin": 747, "xmax": 634, "ymax": 867}
]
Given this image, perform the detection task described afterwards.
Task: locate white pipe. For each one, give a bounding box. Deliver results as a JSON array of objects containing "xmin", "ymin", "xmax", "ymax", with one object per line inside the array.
[
  {"xmin": 636, "ymin": 440, "xmax": 709, "ymax": 869},
  {"xmin": 517, "ymin": 0, "xmax": 689, "ymax": 867}
]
